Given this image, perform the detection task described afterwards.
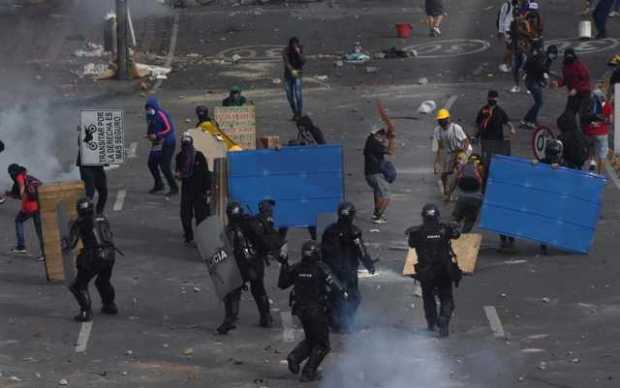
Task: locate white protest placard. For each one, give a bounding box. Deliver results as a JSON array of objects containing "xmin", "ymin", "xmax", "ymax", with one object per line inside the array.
[{"xmin": 80, "ymin": 109, "xmax": 126, "ymax": 166}]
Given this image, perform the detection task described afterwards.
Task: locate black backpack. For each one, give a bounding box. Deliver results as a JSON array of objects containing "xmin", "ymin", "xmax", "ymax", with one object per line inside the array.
[
  {"xmin": 457, "ymin": 162, "xmax": 482, "ymax": 192},
  {"xmin": 25, "ymin": 175, "xmax": 42, "ymax": 201},
  {"xmin": 93, "ymin": 216, "xmax": 115, "ymax": 259}
]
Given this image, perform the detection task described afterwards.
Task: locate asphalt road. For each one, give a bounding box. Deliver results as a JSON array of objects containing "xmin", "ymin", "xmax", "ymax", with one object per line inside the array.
[{"xmin": 1, "ymin": 1, "xmax": 620, "ymax": 387}]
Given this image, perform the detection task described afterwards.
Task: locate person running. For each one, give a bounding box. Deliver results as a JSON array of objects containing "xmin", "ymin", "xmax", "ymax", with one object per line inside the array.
[
  {"xmin": 282, "ymin": 37, "xmax": 305, "ymax": 121},
  {"xmin": 425, "ymin": 0, "xmax": 446, "ymax": 37},
  {"xmin": 521, "ymin": 42, "xmax": 548, "ymax": 129},
  {"xmin": 145, "ymin": 96, "xmax": 178, "ymax": 196}
]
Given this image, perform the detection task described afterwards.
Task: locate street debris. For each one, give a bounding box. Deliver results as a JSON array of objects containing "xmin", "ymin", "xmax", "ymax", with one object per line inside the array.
[
  {"xmin": 417, "ymin": 100, "xmax": 437, "ymax": 114},
  {"xmin": 193, "ymin": 286, "xmax": 201, "ymax": 293},
  {"xmin": 365, "ymin": 66, "xmax": 378, "ymax": 73},
  {"xmin": 122, "ymin": 371, "xmax": 128, "ymax": 376},
  {"xmin": 134, "ymin": 63, "xmax": 172, "ymax": 80},
  {"xmin": 571, "ymin": 358, "xmax": 581, "ymax": 364},
  {"xmin": 58, "ymin": 378, "xmax": 69, "ymax": 385},
  {"xmin": 125, "ymin": 350, "xmax": 133, "ymax": 356},
  {"xmin": 377, "ymin": 47, "xmax": 417, "ymax": 59},
  {"xmin": 184, "ymin": 347, "xmax": 194, "ymax": 356},
  {"xmin": 335, "ymin": 60, "xmax": 344, "ymax": 67},
  {"xmin": 541, "ymin": 297, "xmax": 551, "ymax": 304},
  {"xmin": 272, "ymin": 78, "xmax": 282, "ymax": 85},
  {"xmin": 74, "ymin": 42, "xmax": 105, "ymax": 58},
  {"xmin": 538, "ymin": 361, "xmax": 548, "ymax": 370},
  {"xmin": 500, "ymin": 292, "xmax": 507, "ymax": 298},
  {"xmin": 315, "ymin": 75, "xmax": 328, "ymax": 81},
  {"xmin": 369, "ymin": 229, "xmax": 380, "ymax": 233},
  {"xmin": 231, "ymin": 54, "xmax": 242, "ymax": 63},
  {"xmin": 80, "ymin": 63, "xmax": 109, "ymax": 78},
  {"xmin": 417, "ymin": 77, "xmax": 429, "ymax": 85},
  {"xmin": 10, "ymin": 376, "xmax": 22, "ymax": 382}
]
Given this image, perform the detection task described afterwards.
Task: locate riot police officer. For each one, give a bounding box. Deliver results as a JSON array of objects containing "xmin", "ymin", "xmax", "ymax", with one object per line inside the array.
[
  {"xmin": 217, "ymin": 201, "xmax": 276, "ymax": 334},
  {"xmin": 321, "ymin": 202, "xmax": 375, "ymax": 332},
  {"xmin": 406, "ymin": 204, "xmax": 461, "ymax": 337},
  {"xmin": 278, "ymin": 240, "xmax": 347, "ymax": 382},
  {"xmin": 67, "ymin": 198, "xmax": 118, "ymax": 322}
]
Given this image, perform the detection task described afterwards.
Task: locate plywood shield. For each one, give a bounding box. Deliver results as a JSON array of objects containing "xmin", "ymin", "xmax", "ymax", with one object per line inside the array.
[{"xmin": 402, "ymin": 233, "xmax": 482, "ymax": 276}]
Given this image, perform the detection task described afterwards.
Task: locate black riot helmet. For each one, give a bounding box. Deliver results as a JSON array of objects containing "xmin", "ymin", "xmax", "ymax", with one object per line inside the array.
[
  {"xmin": 76, "ymin": 197, "xmax": 94, "ymax": 217},
  {"xmin": 301, "ymin": 240, "xmax": 321, "ymax": 263},
  {"xmin": 258, "ymin": 199, "xmax": 276, "ymax": 218},
  {"xmin": 545, "ymin": 139, "xmax": 563, "ymax": 161},
  {"xmin": 421, "ymin": 203, "xmax": 440, "ymax": 225},
  {"xmin": 226, "ymin": 201, "xmax": 244, "ymax": 223},
  {"xmin": 337, "ymin": 201, "xmax": 356, "ymax": 224},
  {"xmin": 195, "ymin": 105, "xmax": 210, "ymax": 123}
]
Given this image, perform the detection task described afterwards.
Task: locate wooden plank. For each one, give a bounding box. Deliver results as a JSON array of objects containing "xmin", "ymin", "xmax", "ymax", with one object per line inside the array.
[
  {"xmin": 213, "ymin": 158, "xmax": 228, "ymax": 224},
  {"xmin": 402, "ymin": 233, "xmax": 482, "ymax": 276}
]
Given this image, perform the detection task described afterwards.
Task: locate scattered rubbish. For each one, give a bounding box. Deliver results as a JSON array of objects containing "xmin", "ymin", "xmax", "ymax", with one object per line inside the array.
[
  {"xmin": 344, "ymin": 52, "xmax": 370, "ymax": 64},
  {"xmin": 121, "ymin": 371, "xmax": 128, "ymax": 376},
  {"xmin": 571, "ymin": 358, "xmax": 581, "ymax": 364},
  {"xmin": 521, "ymin": 348, "xmax": 545, "ymax": 353},
  {"xmin": 418, "ymin": 77, "xmax": 429, "ymax": 85},
  {"xmin": 279, "ymin": 360, "xmax": 288, "ymax": 365},
  {"xmin": 315, "ymin": 75, "xmax": 329, "ymax": 81},
  {"xmin": 134, "ymin": 63, "xmax": 172, "ymax": 80},
  {"xmin": 538, "ymin": 361, "xmax": 548, "ymax": 370},
  {"xmin": 500, "ymin": 292, "xmax": 507, "ymax": 298},
  {"xmin": 74, "ymin": 42, "xmax": 105, "ymax": 58},
  {"xmin": 272, "ymin": 78, "xmax": 282, "ymax": 85},
  {"xmin": 184, "ymin": 347, "xmax": 193, "ymax": 356},
  {"xmin": 417, "ymin": 100, "xmax": 437, "ymax": 114},
  {"xmin": 231, "ymin": 54, "xmax": 242, "ymax": 63},
  {"xmin": 369, "ymin": 229, "xmax": 380, "ymax": 233},
  {"xmin": 10, "ymin": 376, "xmax": 22, "ymax": 382},
  {"xmin": 35, "ymin": 372, "xmax": 41, "ymax": 378},
  {"xmin": 268, "ymin": 298, "xmax": 274, "ymax": 305},
  {"xmin": 335, "ymin": 60, "xmax": 344, "ymax": 67},
  {"xmin": 35, "ymin": 74, "xmax": 43, "ymax": 81},
  {"xmin": 518, "ymin": 376, "xmax": 525, "ymax": 382},
  {"xmin": 80, "ymin": 63, "xmax": 109, "ymax": 78},
  {"xmin": 410, "ymin": 303, "xmax": 416, "ymax": 309},
  {"xmin": 125, "ymin": 350, "xmax": 133, "ymax": 356},
  {"xmin": 163, "ymin": 343, "xmax": 169, "ymax": 348},
  {"xmin": 58, "ymin": 378, "xmax": 69, "ymax": 386},
  {"xmin": 414, "ymin": 284, "xmax": 422, "ymax": 297},
  {"xmin": 186, "ymin": 53, "xmax": 200, "ymax": 58},
  {"xmin": 185, "ymin": 118, "xmax": 192, "ymax": 123},
  {"xmin": 193, "ymin": 287, "xmax": 201, "ymax": 293},
  {"xmin": 541, "ymin": 297, "xmax": 551, "ymax": 304},
  {"xmin": 365, "ymin": 66, "xmax": 378, "ymax": 73}
]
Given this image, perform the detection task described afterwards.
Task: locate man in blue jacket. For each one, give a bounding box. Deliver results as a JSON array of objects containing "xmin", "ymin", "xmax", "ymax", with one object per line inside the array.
[{"xmin": 145, "ymin": 96, "xmax": 178, "ymax": 196}]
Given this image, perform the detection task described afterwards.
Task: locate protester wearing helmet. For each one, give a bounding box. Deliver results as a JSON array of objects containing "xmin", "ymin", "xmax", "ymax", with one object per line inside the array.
[
  {"xmin": 320, "ymin": 202, "xmax": 376, "ymax": 332},
  {"xmin": 67, "ymin": 198, "xmax": 118, "ymax": 322},
  {"xmin": 406, "ymin": 204, "xmax": 461, "ymax": 337},
  {"xmin": 175, "ymin": 133, "xmax": 211, "ymax": 246},
  {"xmin": 222, "ymin": 85, "xmax": 247, "ymax": 107},
  {"xmin": 433, "ymin": 109, "xmax": 472, "ymax": 196},
  {"xmin": 277, "ymin": 240, "xmax": 346, "ymax": 382}
]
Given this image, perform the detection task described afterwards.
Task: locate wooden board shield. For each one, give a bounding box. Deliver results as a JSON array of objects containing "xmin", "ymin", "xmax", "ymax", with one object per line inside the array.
[
  {"xmin": 402, "ymin": 233, "xmax": 482, "ymax": 276},
  {"xmin": 186, "ymin": 128, "xmax": 227, "ymax": 171},
  {"xmin": 56, "ymin": 201, "xmax": 76, "ymax": 284}
]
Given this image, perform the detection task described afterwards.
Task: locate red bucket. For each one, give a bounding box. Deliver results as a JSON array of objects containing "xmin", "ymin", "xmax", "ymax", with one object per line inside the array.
[{"xmin": 396, "ymin": 23, "xmax": 412, "ymax": 39}]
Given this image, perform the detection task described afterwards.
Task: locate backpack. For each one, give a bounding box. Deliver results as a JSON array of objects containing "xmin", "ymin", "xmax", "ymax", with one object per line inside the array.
[
  {"xmin": 25, "ymin": 175, "xmax": 42, "ymax": 201},
  {"xmin": 457, "ymin": 162, "xmax": 482, "ymax": 192},
  {"xmin": 93, "ymin": 216, "xmax": 115, "ymax": 259}
]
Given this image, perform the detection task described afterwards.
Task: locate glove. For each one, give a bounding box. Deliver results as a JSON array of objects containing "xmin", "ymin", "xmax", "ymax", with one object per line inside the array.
[{"xmin": 343, "ymin": 291, "xmax": 349, "ymax": 300}]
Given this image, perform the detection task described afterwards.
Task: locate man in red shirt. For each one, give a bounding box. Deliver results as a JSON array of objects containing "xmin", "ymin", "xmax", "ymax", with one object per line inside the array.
[
  {"xmin": 6, "ymin": 164, "xmax": 44, "ymax": 260},
  {"xmin": 553, "ymin": 48, "xmax": 592, "ymax": 129}
]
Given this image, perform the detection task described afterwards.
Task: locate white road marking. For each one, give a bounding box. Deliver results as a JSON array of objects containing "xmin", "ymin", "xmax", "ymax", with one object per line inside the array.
[
  {"xmin": 483, "ymin": 305, "xmax": 506, "ymax": 338},
  {"xmin": 75, "ymin": 321, "xmax": 93, "ymax": 353},
  {"xmin": 281, "ymin": 311, "xmax": 296, "ymax": 343},
  {"xmin": 113, "ymin": 190, "xmax": 127, "ymax": 212},
  {"xmin": 128, "ymin": 142, "xmax": 138, "ymax": 158},
  {"xmin": 444, "ymin": 95, "xmax": 459, "ymax": 110},
  {"xmin": 604, "ymin": 162, "xmax": 620, "ymax": 190},
  {"xmin": 152, "ymin": 11, "xmax": 180, "ymax": 93}
]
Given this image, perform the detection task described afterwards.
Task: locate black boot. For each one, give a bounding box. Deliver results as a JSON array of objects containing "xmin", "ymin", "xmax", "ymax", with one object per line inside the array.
[
  {"xmin": 101, "ymin": 302, "xmax": 118, "ymax": 315},
  {"xmin": 217, "ymin": 319, "xmax": 236, "ymax": 335},
  {"xmin": 287, "ymin": 340, "xmax": 310, "ymax": 375},
  {"xmin": 300, "ymin": 347, "xmax": 328, "ymax": 382},
  {"xmin": 70, "ymin": 282, "xmax": 93, "ymax": 322},
  {"xmin": 257, "ymin": 296, "xmax": 274, "ymax": 328},
  {"xmin": 149, "ymin": 184, "xmax": 164, "ymax": 194},
  {"xmin": 217, "ymin": 295, "xmax": 239, "ymax": 335}
]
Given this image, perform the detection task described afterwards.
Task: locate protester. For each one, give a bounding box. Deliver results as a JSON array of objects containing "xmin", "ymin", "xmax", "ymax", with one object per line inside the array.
[
  {"xmin": 556, "ymin": 110, "xmax": 589, "ymax": 170},
  {"xmin": 583, "ymin": 89, "xmax": 612, "ymax": 174},
  {"xmin": 222, "ymin": 86, "xmax": 247, "ymax": 107},
  {"xmin": 522, "ymin": 42, "xmax": 548, "ymax": 129},
  {"xmin": 407, "ymin": 204, "xmax": 461, "ymax": 337},
  {"xmin": 509, "ymin": 0, "xmax": 527, "ymax": 93},
  {"xmin": 5, "ymin": 164, "xmax": 44, "ymax": 260},
  {"xmin": 553, "ymin": 48, "xmax": 592, "ymax": 129},
  {"xmin": 0, "ymin": 140, "xmax": 5, "ymax": 205},
  {"xmin": 510, "ymin": 1, "xmax": 543, "ymax": 93},
  {"xmin": 497, "ymin": 0, "xmax": 515, "ymax": 72},
  {"xmin": 76, "ymin": 141, "xmax": 108, "ymax": 215},
  {"xmin": 66, "ymin": 198, "xmax": 118, "ymax": 322},
  {"xmin": 175, "ymin": 133, "xmax": 211, "ymax": 246},
  {"xmin": 278, "ymin": 241, "xmax": 346, "ymax": 382},
  {"xmin": 591, "ymin": 0, "xmax": 614, "ymax": 39},
  {"xmin": 611, "ymin": 0, "xmax": 620, "ymax": 16},
  {"xmin": 282, "ymin": 37, "xmax": 305, "ymax": 121},
  {"xmin": 195, "ymin": 105, "xmax": 243, "ymax": 151},
  {"xmin": 433, "ymin": 109, "xmax": 471, "ymax": 197},
  {"xmin": 425, "ymin": 0, "xmax": 446, "ymax": 37},
  {"xmin": 447, "ymin": 154, "xmax": 485, "ymax": 233},
  {"xmin": 145, "ymin": 96, "xmax": 178, "ymax": 196},
  {"xmin": 363, "ymin": 100, "xmax": 396, "ymax": 224},
  {"xmin": 474, "ymin": 90, "xmax": 515, "ymax": 188}
]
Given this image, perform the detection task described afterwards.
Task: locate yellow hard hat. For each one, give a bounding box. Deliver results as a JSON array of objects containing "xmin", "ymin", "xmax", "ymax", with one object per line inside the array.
[
  {"xmin": 609, "ymin": 54, "xmax": 620, "ymax": 66},
  {"xmin": 436, "ymin": 109, "xmax": 450, "ymax": 120}
]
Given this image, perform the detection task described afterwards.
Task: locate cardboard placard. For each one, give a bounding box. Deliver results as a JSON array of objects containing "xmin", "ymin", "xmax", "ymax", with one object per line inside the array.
[
  {"xmin": 213, "ymin": 106, "xmax": 256, "ymax": 150},
  {"xmin": 402, "ymin": 233, "xmax": 482, "ymax": 276},
  {"xmin": 186, "ymin": 128, "xmax": 228, "ymax": 171},
  {"xmin": 80, "ymin": 109, "xmax": 126, "ymax": 166}
]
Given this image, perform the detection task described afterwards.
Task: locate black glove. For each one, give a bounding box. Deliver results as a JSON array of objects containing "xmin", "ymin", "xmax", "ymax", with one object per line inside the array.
[{"xmin": 0, "ymin": 140, "xmax": 4, "ymax": 153}]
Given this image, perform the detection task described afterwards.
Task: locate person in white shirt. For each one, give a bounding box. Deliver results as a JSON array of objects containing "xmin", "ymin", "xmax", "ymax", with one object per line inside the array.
[
  {"xmin": 497, "ymin": 0, "xmax": 514, "ymax": 72},
  {"xmin": 433, "ymin": 109, "xmax": 472, "ymax": 196}
]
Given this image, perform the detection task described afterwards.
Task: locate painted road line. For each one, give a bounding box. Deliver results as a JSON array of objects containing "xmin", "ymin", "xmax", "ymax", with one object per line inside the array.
[
  {"xmin": 483, "ymin": 306, "xmax": 506, "ymax": 338},
  {"xmin": 444, "ymin": 95, "xmax": 458, "ymax": 110},
  {"xmin": 113, "ymin": 190, "xmax": 127, "ymax": 212},
  {"xmin": 128, "ymin": 142, "xmax": 138, "ymax": 158},
  {"xmin": 152, "ymin": 11, "xmax": 180, "ymax": 93},
  {"xmin": 604, "ymin": 162, "xmax": 620, "ymax": 190},
  {"xmin": 281, "ymin": 311, "xmax": 296, "ymax": 343},
  {"xmin": 75, "ymin": 321, "xmax": 93, "ymax": 353}
]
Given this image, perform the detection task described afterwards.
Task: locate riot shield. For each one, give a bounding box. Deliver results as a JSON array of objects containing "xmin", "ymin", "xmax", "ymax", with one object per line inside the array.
[
  {"xmin": 196, "ymin": 217, "xmax": 243, "ymax": 300},
  {"xmin": 56, "ymin": 201, "xmax": 75, "ymax": 284}
]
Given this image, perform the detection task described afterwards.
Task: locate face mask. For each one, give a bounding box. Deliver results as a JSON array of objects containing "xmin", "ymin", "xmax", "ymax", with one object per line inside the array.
[
  {"xmin": 488, "ymin": 99, "xmax": 497, "ymax": 106},
  {"xmin": 438, "ymin": 120, "xmax": 449, "ymax": 129},
  {"xmin": 146, "ymin": 108, "xmax": 156, "ymax": 116}
]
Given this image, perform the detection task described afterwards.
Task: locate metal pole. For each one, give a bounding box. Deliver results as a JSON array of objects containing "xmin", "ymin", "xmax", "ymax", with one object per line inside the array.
[{"xmin": 116, "ymin": 0, "xmax": 130, "ymax": 80}]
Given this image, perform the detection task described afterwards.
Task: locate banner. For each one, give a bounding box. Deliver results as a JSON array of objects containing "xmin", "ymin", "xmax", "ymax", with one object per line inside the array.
[
  {"xmin": 479, "ymin": 155, "xmax": 607, "ymax": 253},
  {"xmin": 213, "ymin": 106, "xmax": 256, "ymax": 150},
  {"xmin": 228, "ymin": 145, "xmax": 344, "ymax": 228},
  {"xmin": 80, "ymin": 109, "xmax": 126, "ymax": 166}
]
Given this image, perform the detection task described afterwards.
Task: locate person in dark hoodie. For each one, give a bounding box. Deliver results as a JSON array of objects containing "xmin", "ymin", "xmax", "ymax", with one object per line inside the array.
[
  {"xmin": 553, "ymin": 48, "xmax": 592, "ymax": 129},
  {"xmin": 521, "ymin": 42, "xmax": 549, "ymax": 128},
  {"xmin": 145, "ymin": 96, "xmax": 178, "ymax": 196},
  {"xmin": 222, "ymin": 86, "xmax": 247, "ymax": 107},
  {"xmin": 282, "ymin": 37, "xmax": 306, "ymax": 121},
  {"xmin": 556, "ymin": 110, "xmax": 588, "ymax": 170},
  {"xmin": 175, "ymin": 133, "xmax": 211, "ymax": 246}
]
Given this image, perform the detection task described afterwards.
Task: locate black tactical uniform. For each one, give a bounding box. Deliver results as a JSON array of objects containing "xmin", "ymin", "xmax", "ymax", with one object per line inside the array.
[
  {"xmin": 278, "ymin": 240, "xmax": 346, "ymax": 382},
  {"xmin": 67, "ymin": 198, "xmax": 117, "ymax": 322},
  {"xmin": 407, "ymin": 204, "xmax": 461, "ymax": 337},
  {"xmin": 217, "ymin": 202, "xmax": 279, "ymax": 334},
  {"xmin": 321, "ymin": 202, "xmax": 375, "ymax": 332}
]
